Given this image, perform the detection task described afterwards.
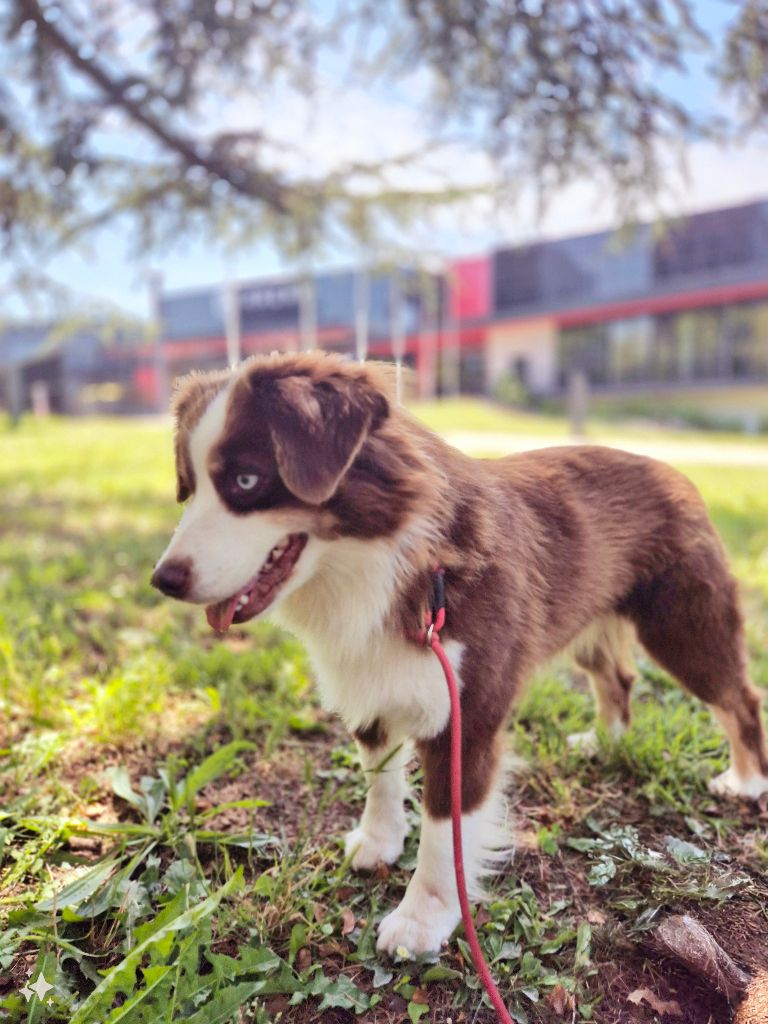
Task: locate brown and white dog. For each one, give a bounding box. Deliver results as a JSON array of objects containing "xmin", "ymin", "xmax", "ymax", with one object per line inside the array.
[{"xmin": 152, "ymin": 350, "xmax": 768, "ymax": 956}]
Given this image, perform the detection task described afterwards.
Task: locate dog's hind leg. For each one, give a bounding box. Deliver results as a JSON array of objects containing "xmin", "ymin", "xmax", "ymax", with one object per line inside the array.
[
  {"xmin": 627, "ymin": 557, "xmax": 768, "ymax": 801},
  {"xmin": 569, "ymin": 615, "xmax": 636, "ymax": 752},
  {"xmin": 345, "ymin": 719, "xmax": 411, "ymax": 870}
]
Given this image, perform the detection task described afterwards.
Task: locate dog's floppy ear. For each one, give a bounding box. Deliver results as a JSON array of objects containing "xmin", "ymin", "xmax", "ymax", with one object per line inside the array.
[{"xmin": 253, "ymin": 371, "xmax": 388, "ymax": 504}]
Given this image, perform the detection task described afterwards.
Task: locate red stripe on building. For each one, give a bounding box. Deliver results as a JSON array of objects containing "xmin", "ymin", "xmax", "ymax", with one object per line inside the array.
[
  {"xmin": 554, "ymin": 278, "xmax": 768, "ymax": 329},
  {"xmin": 450, "ymin": 257, "xmax": 492, "ymax": 321}
]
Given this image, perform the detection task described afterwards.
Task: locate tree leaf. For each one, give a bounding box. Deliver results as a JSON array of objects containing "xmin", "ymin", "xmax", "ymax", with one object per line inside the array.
[
  {"xmin": 575, "ymin": 921, "xmax": 592, "ymax": 967},
  {"xmin": 372, "ymin": 964, "xmax": 393, "ymax": 987},
  {"xmin": 185, "ymin": 982, "xmax": 263, "ymax": 1024},
  {"xmin": 421, "ymin": 965, "xmax": 462, "ymax": 983},
  {"xmin": 199, "ymin": 798, "xmax": 271, "ymax": 819},
  {"xmin": 36, "ymin": 857, "xmax": 117, "ymax": 912},
  {"xmin": 587, "ymin": 857, "xmax": 617, "ymax": 887},
  {"xmin": 664, "ymin": 836, "xmax": 710, "ymax": 864},
  {"xmin": 181, "ymin": 741, "xmax": 255, "ymax": 807},
  {"xmin": 101, "ymin": 965, "xmax": 172, "ymax": 1023},
  {"xmin": 137, "ymin": 776, "xmax": 167, "ymax": 826},
  {"xmin": 408, "ymin": 999, "xmax": 430, "ymax": 1022},
  {"xmin": 69, "ymin": 870, "xmax": 243, "ymax": 1024},
  {"xmin": 314, "ymin": 973, "xmax": 370, "ymax": 1012},
  {"xmin": 108, "ymin": 766, "xmax": 143, "ymax": 811}
]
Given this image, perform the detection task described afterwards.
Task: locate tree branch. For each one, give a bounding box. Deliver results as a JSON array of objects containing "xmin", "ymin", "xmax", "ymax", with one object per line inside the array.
[{"xmin": 17, "ymin": 0, "xmax": 292, "ymax": 214}]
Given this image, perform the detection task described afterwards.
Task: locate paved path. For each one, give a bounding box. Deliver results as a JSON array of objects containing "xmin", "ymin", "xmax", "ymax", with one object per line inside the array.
[{"xmin": 443, "ymin": 431, "xmax": 768, "ymax": 467}]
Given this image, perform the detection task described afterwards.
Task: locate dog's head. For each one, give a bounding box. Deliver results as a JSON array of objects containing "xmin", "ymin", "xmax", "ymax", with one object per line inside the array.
[{"xmin": 151, "ymin": 351, "xmax": 396, "ymax": 631}]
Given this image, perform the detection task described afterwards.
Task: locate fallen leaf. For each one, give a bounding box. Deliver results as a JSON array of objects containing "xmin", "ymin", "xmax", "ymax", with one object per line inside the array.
[
  {"xmin": 82, "ymin": 802, "xmax": 109, "ymax": 819},
  {"xmin": 513, "ymin": 828, "xmax": 539, "ymax": 851},
  {"xmin": 474, "ymin": 906, "xmax": 491, "ymax": 927},
  {"xmin": 265, "ymin": 995, "xmax": 290, "ymax": 1016},
  {"xmin": 546, "ymin": 983, "xmax": 576, "ymax": 1015},
  {"xmin": 384, "ymin": 994, "xmax": 408, "ymax": 1014},
  {"xmin": 340, "ymin": 909, "xmax": 355, "ymax": 936},
  {"xmin": 587, "ymin": 909, "xmax": 607, "ymax": 925},
  {"xmin": 627, "ymin": 987, "xmax": 683, "ymax": 1017}
]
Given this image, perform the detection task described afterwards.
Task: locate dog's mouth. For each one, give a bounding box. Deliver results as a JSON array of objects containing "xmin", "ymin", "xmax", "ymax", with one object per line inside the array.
[{"xmin": 205, "ymin": 532, "xmax": 308, "ymax": 633}]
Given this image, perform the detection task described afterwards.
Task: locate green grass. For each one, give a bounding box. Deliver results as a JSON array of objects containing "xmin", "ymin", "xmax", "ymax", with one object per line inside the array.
[
  {"xmin": 1, "ymin": 414, "xmax": 767, "ymax": 1023},
  {"xmin": 410, "ymin": 396, "xmax": 768, "ymax": 445},
  {"xmin": 407, "ymin": 398, "xmax": 571, "ymax": 437}
]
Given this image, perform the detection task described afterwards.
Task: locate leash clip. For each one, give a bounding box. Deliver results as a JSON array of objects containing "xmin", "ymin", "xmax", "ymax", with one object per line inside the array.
[{"xmin": 419, "ymin": 568, "xmax": 446, "ymax": 647}]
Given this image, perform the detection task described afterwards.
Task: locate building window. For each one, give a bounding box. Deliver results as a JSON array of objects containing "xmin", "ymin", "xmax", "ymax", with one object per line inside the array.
[
  {"xmin": 673, "ymin": 309, "xmax": 721, "ymax": 379},
  {"xmin": 652, "ymin": 205, "xmax": 760, "ymax": 281},
  {"xmin": 494, "ymin": 246, "xmax": 544, "ymax": 309},
  {"xmin": 608, "ymin": 318, "xmax": 653, "ymax": 383},
  {"xmin": 559, "ymin": 302, "xmax": 768, "ymax": 389},
  {"xmin": 722, "ymin": 303, "xmax": 768, "ymax": 378},
  {"xmin": 458, "ymin": 352, "xmax": 486, "ymax": 394},
  {"xmin": 559, "ymin": 324, "xmax": 610, "ymax": 385}
]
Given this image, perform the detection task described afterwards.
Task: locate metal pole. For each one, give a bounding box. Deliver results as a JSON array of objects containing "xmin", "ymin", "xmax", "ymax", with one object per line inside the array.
[
  {"xmin": 354, "ymin": 266, "xmax": 369, "ymax": 363},
  {"xmin": 223, "ymin": 279, "xmax": 242, "ymax": 367},
  {"xmin": 390, "ymin": 269, "xmax": 405, "ymax": 402},
  {"xmin": 147, "ymin": 270, "xmax": 169, "ymax": 413},
  {"xmin": 299, "ymin": 273, "xmax": 317, "ymax": 352},
  {"xmin": 7, "ymin": 363, "xmax": 23, "ymax": 427},
  {"xmin": 440, "ymin": 264, "xmax": 460, "ymax": 396},
  {"xmin": 425, "ymin": 273, "xmax": 442, "ymax": 396},
  {"xmin": 567, "ymin": 369, "xmax": 589, "ymax": 438}
]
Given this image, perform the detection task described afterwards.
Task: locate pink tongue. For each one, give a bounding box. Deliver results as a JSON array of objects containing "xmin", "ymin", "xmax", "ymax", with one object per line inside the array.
[{"xmin": 205, "ymin": 594, "xmax": 240, "ymax": 633}]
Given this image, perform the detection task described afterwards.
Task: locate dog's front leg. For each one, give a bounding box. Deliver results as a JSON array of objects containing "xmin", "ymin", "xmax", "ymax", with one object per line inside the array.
[
  {"xmin": 345, "ymin": 721, "xmax": 411, "ymax": 871},
  {"xmin": 376, "ymin": 725, "xmax": 508, "ymax": 957}
]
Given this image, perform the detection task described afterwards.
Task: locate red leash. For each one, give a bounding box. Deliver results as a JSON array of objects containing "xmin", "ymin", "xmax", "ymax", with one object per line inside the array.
[{"xmin": 418, "ymin": 574, "xmax": 514, "ymax": 1024}]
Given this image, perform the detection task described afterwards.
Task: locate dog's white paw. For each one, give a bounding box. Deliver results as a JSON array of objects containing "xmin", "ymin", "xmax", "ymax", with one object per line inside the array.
[
  {"xmin": 344, "ymin": 825, "xmax": 405, "ymax": 870},
  {"xmin": 568, "ymin": 721, "xmax": 625, "ymax": 755},
  {"xmin": 709, "ymin": 767, "xmax": 768, "ymax": 801},
  {"xmin": 376, "ymin": 898, "xmax": 460, "ymax": 957},
  {"xmin": 566, "ymin": 728, "xmax": 599, "ymax": 755}
]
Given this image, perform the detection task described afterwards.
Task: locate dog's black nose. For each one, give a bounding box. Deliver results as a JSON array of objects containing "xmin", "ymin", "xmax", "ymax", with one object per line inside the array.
[{"xmin": 151, "ymin": 559, "xmax": 191, "ymax": 598}]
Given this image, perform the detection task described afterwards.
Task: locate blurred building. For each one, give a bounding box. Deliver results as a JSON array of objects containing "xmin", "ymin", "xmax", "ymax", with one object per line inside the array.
[
  {"xmin": 157, "ymin": 266, "xmax": 443, "ymax": 398},
  {"xmin": 2, "ymin": 198, "xmax": 767, "ymax": 422},
  {"xmin": 156, "ymin": 199, "xmax": 768, "ymax": 423},
  {"xmin": 466, "ymin": 199, "xmax": 768, "ymax": 424},
  {"xmin": 0, "ymin": 322, "xmax": 155, "ymax": 415}
]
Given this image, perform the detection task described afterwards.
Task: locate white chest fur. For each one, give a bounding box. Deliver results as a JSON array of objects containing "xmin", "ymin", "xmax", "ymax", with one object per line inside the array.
[
  {"xmin": 306, "ymin": 629, "xmax": 464, "ymax": 740},
  {"xmin": 273, "ymin": 534, "xmax": 464, "ymax": 740}
]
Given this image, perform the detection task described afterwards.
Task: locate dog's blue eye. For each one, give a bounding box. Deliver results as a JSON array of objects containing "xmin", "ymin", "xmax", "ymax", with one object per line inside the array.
[{"xmin": 236, "ymin": 473, "xmax": 259, "ymax": 491}]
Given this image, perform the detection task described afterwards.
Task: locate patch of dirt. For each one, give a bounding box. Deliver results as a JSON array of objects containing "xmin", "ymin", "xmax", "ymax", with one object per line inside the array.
[
  {"xmin": 586, "ymin": 956, "xmax": 730, "ymax": 1024},
  {"xmin": 270, "ymin": 746, "xmax": 768, "ymax": 1024},
  {"xmin": 196, "ymin": 717, "xmax": 352, "ymax": 843},
  {"xmin": 16, "ymin": 705, "xmax": 768, "ymax": 1024}
]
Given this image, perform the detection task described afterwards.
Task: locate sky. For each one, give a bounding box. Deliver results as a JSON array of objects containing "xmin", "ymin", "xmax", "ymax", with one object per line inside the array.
[{"xmin": 6, "ymin": 0, "xmax": 768, "ymax": 320}]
